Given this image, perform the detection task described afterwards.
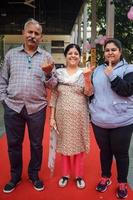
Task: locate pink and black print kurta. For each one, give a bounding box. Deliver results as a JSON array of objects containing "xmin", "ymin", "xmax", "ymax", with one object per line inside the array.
[{"xmin": 50, "ymin": 68, "xmax": 90, "ymax": 155}]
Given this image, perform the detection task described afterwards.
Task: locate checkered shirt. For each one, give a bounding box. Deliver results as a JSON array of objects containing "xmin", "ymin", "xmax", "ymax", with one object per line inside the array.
[{"xmin": 0, "ymin": 45, "xmax": 57, "ymax": 114}]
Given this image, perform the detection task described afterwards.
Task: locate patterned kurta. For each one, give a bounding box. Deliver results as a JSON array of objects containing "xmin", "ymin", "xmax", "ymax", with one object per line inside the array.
[{"xmin": 50, "ymin": 68, "xmax": 90, "ymax": 155}]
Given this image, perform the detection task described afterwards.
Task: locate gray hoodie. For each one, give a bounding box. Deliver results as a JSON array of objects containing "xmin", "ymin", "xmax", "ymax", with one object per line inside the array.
[{"xmin": 89, "ymin": 59, "xmax": 133, "ymax": 128}]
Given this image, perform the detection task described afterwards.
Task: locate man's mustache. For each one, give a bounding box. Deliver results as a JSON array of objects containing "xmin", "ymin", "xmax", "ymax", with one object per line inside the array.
[{"xmin": 28, "ymin": 37, "xmax": 36, "ymax": 43}]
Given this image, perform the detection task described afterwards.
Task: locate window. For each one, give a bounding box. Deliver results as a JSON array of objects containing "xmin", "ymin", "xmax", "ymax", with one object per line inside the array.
[{"xmin": 51, "ymin": 40, "xmax": 64, "ymax": 47}]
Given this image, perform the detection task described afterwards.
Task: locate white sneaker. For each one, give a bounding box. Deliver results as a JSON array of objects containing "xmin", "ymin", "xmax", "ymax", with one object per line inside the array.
[
  {"xmin": 58, "ymin": 176, "xmax": 69, "ymax": 187},
  {"xmin": 76, "ymin": 177, "xmax": 86, "ymax": 189}
]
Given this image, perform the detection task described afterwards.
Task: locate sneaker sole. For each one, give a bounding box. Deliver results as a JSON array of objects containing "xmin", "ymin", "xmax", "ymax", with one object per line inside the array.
[
  {"xmin": 3, "ymin": 187, "xmax": 16, "ymax": 193},
  {"xmin": 33, "ymin": 186, "xmax": 45, "ymax": 191},
  {"xmin": 116, "ymin": 193, "xmax": 128, "ymax": 199},
  {"xmin": 29, "ymin": 179, "xmax": 44, "ymax": 191},
  {"xmin": 3, "ymin": 181, "xmax": 21, "ymax": 193},
  {"xmin": 96, "ymin": 180, "xmax": 112, "ymax": 192}
]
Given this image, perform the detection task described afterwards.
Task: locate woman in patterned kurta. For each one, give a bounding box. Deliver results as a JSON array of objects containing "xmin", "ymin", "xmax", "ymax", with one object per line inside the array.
[{"xmin": 49, "ymin": 44, "xmax": 92, "ymax": 189}]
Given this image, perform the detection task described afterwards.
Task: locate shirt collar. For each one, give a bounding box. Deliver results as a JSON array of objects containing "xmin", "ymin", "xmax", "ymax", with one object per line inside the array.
[{"xmin": 18, "ymin": 45, "xmax": 43, "ymax": 54}]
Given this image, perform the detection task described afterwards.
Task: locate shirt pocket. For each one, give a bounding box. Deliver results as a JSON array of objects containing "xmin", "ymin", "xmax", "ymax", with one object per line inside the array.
[
  {"xmin": 32, "ymin": 66, "xmax": 43, "ymax": 79},
  {"xmin": 112, "ymin": 101, "xmax": 128, "ymax": 114}
]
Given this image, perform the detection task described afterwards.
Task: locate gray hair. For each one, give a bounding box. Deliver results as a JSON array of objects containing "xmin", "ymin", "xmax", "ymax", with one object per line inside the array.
[{"xmin": 24, "ymin": 18, "xmax": 42, "ymax": 33}]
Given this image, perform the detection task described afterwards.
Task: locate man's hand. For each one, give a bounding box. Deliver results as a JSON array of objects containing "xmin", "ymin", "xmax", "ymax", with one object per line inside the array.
[{"xmin": 41, "ymin": 60, "xmax": 54, "ymax": 74}]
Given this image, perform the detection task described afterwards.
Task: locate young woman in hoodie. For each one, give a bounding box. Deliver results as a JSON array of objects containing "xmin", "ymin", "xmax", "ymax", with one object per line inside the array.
[{"xmin": 89, "ymin": 38, "xmax": 133, "ymax": 199}]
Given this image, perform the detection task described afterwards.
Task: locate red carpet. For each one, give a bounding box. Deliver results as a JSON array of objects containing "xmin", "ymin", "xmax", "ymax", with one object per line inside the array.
[{"xmin": 0, "ymin": 111, "xmax": 133, "ymax": 200}]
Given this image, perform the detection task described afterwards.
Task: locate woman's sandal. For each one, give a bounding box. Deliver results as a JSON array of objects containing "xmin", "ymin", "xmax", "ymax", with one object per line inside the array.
[
  {"xmin": 76, "ymin": 177, "xmax": 86, "ymax": 189},
  {"xmin": 58, "ymin": 176, "xmax": 69, "ymax": 187}
]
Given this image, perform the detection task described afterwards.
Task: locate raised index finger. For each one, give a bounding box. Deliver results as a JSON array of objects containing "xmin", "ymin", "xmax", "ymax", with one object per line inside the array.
[{"xmin": 108, "ymin": 59, "xmax": 112, "ymax": 67}]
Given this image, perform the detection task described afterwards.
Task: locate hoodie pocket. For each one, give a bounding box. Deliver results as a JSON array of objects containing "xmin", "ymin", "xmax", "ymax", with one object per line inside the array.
[{"xmin": 113, "ymin": 101, "xmax": 127, "ymax": 114}]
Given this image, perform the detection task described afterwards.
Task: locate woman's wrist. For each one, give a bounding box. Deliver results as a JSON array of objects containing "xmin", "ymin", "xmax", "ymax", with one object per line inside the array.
[{"xmin": 84, "ymin": 74, "xmax": 91, "ymax": 79}]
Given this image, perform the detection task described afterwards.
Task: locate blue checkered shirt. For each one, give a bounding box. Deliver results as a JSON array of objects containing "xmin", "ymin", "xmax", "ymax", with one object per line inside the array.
[{"xmin": 0, "ymin": 45, "xmax": 57, "ymax": 114}]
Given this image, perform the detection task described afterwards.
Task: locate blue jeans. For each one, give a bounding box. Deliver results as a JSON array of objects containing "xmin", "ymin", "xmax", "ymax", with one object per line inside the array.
[{"xmin": 3, "ymin": 103, "xmax": 46, "ymax": 182}]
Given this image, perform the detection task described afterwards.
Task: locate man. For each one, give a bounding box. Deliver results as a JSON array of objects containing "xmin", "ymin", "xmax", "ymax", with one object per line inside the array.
[{"xmin": 0, "ymin": 18, "xmax": 57, "ymax": 193}]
